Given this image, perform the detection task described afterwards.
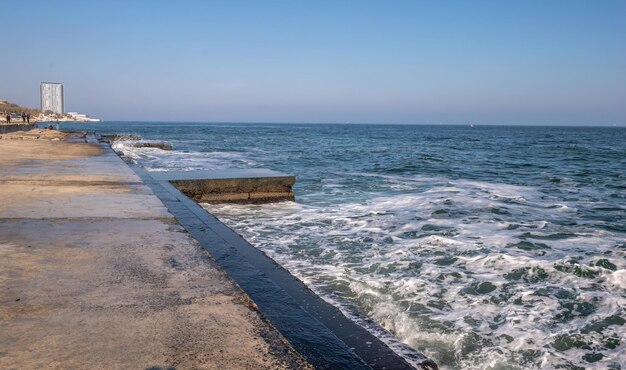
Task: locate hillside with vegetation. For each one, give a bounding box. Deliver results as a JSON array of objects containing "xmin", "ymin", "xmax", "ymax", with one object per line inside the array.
[{"xmin": 0, "ymin": 99, "xmax": 41, "ymax": 116}]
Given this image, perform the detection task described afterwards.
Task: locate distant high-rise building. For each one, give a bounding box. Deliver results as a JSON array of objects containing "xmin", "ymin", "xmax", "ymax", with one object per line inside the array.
[{"xmin": 40, "ymin": 82, "xmax": 64, "ymax": 114}]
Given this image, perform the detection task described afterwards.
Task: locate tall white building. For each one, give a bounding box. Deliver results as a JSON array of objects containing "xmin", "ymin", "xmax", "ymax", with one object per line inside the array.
[{"xmin": 40, "ymin": 82, "xmax": 64, "ymax": 114}]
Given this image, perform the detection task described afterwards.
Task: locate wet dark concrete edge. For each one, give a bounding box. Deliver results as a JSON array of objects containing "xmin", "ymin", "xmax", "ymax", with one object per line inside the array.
[{"xmin": 130, "ymin": 162, "xmax": 437, "ymax": 370}]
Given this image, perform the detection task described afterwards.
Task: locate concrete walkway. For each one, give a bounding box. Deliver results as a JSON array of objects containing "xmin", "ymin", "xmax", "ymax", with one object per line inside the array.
[{"xmin": 0, "ymin": 130, "xmax": 310, "ymax": 369}]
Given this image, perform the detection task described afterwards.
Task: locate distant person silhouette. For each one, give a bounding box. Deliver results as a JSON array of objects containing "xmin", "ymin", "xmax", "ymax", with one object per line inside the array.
[
  {"xmin": 26, "ymin": 114, "xmax": 30, "ymax": 123},
  {"xmin": 6, "ymin": 114, "xmax": 10, "ymax": 124},
  {"xmin": 21, "ymin": 112, "xmax": 26, "ymax": 123}
]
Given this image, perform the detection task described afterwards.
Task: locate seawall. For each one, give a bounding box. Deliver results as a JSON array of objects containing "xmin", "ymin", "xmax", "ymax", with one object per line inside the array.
[
  {"xmin": 0, "ymin": 123, "xmax": 36, "ymax": 134},
  {"xmin": 0, "ymin": 130, "xmax": 310, "ymax": 369}
]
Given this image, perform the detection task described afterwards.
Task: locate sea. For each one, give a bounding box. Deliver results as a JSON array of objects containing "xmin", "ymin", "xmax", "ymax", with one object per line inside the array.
[{"xmin": 57, "ymin": 122, "xmax": 625, "ymax": 370}]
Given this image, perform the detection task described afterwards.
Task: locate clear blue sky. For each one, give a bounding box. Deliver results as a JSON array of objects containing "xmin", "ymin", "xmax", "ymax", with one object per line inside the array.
[{"xmin": 3, "ymin": 0, "xmax": 625, "ymax": 125}]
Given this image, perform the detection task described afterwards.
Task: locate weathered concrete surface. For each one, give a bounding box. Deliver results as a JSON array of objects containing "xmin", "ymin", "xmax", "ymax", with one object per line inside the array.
[
  {"xmin": 152, "ymin": 169, "xmax": 296, "ymax": 204},
  {"xmin": 0, "ymin": 128, "xmax": 75, "ymax": 143},
  {"xmin": 0, "ymin": 132, "xmax": 310, "ymax": 369}
]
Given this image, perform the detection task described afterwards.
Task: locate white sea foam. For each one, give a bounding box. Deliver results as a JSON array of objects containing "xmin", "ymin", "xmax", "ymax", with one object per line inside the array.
[
  {"xmin": 205, "ymin": 176, "xmax": 626, "ymax": 370},
  {"xmin": 111, "ymin": 139, "xmax": 256, "ymax": 171}
]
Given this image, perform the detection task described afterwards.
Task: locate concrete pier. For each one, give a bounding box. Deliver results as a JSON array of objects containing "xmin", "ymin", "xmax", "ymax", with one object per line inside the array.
[
  {"xmin": 0, "ymin": 130, "xmax": 309, "ymax": 369},
  {"xmin": 151, "ymin": 169, "xmax": 296, "ymax": 204}
]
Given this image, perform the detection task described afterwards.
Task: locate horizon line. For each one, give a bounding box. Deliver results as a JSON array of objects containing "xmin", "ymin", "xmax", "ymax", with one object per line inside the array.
[{"xmin": 81, "ymin": 120, "xmax": 626, "ymax": 128}]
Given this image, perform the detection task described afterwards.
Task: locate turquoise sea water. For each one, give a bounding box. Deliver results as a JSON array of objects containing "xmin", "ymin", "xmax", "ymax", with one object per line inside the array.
[{"xmin": 61, "ymin": 122, "xmax": 625, "ymax": 369}]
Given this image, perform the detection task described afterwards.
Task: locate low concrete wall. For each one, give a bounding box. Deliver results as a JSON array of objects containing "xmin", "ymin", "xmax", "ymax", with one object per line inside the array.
[
  {"xmin": 171, "ymin": 176, "xmax": 295, "ymax": 204},
  {"xmin": 0, "ymin": 124, "xmax": 36, "ymax": 134},
  {"xmin": 151, "ymin": 169, "xmax": 296, "ymax": 204}
]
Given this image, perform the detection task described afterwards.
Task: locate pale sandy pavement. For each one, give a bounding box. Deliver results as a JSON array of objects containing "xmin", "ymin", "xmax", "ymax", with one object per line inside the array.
[{"xmin": 0, "ymin": 130, "xmax": 311, "ymax": 369}]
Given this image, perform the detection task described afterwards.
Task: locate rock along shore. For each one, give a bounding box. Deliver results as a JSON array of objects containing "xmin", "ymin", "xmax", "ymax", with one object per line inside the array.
[{"xmin": 0, "ymin": 129, "xmax": 311, "ymax": 369}]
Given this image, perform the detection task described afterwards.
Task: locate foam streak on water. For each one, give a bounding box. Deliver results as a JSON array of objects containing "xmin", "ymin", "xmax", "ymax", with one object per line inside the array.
[
  {"xmin": 61, "ymin": 122, "xmax": 625, "ymax": 369},
  {"xmin": 111, "ymin": 138, "xmax": 257, "ymax": 171}
]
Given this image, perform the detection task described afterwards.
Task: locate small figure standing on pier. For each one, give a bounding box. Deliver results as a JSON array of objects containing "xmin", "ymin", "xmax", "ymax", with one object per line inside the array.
[
  {"xmin": 21, "ymin": 112, "xmax": 26, "ymax": 123},
  {"xmin": 6, "ymin": 114, "xmax": 10, "ymax": 124},
  {"xmin": 26, "ymin": 114, "xmax": 30, "ymax": 123}
]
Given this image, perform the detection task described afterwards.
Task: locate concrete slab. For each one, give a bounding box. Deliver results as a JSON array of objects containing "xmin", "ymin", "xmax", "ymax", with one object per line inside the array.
[
  {"xmin": 0, "ymin": 183, "xmax": 170, "ymax": 219},
  {"xmin": 151, "ymin": 169, "xmax": 296, "ymax": 204},
  {"xmin": 0, "ymin": 141, "xmax": 140, "ymax": 183},
  {"xmin": 150, "ymin": 169, "xmax": 292, "ymax": 181}
]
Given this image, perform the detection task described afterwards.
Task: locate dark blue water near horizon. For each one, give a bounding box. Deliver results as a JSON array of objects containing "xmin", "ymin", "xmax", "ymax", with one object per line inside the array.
[{"xmin": 58, "ymin": 122, "xmax": 626, "ymax": 370}]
